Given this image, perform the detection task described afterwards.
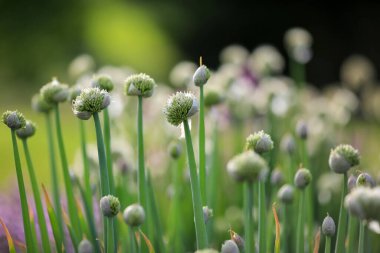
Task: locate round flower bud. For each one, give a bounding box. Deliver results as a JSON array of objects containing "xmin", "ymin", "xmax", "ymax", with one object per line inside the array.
[
  {"xmin": 204, "ymin": 89, "xmax": 224, "ymax": 108},
  {"xmin": 227, "ymin": 151, "xmax": 268, "ymax": 183},
  {"xmin": 329, "ymin": 144, "xmax": 360, "ymax": 174},
  {"xmin": 91, "ymin": 74, "xmax": 114, "ymax": 92},
  {"xmin": 40, "ymin": 78, "xmax": 69, "ymax": 104},
  {"xmin": 124, "ymin": 73, "xmax": 156, "ymax": 98},
  {"xmin": 230, "ymin": 231, "xmax": 245, "ymax": 251},
  {"xmin": 348, "ymin": 174, "xmax": 358, "ymax": 192},
  {"xmin": 203, "ymin": 206, "xmax": 213, "ymax": 224},
  {"xmin": 78, "ymin": 239, "xmax": 94, "ymax": 253},
  {"xmin": 322, "ymin": 214, "xmax": 336, "ymax": 237},
  {"xmin": 16, "ymin": 120, "xmax": 36, "ymax": 139},
  {"xmin": 31, "ymin": 94, "xmax": 53, "ymax": 113},
  {"xmin": 72, "ymin": 88, "xmax": 111, "ymax": 120},
  {"xmin": 2, "ymin": 110, "xmax": 26, "ymax": 130},
  {"xmin": 277, "ymin": 184, "xmax": 294, "ymax": 204},
  {"xmin": 100, "ymin": 195, "xmax": 120, "ymax": 218},
  {"xmin": 245, "ymin": 130, "xmax": 274, "ymax": 154},
  {"xmin": 294, "ymin": 168, "xmax": 312, "ymax": 190},
  {"xmin": 193, "ymin": 65, "xmax": 211, "ymax": 87},
  {"xmin": 169, "ymin": 61, "xmax": 197, "ymax": 88},
  {"xmin": 357, "ymin": 172, "xmax": 376, "ymax": 188},
  {"xmin": 344, "ymin": 187, "xmax": 380, "ymax": 221},
  {"xmin": 296, "ymin": 120, "xmax": 308, "ymax": 140},
  {"xmin": 221, "ymin": 240, "xmax": 240, "ymax": 253},
  {"xmin": 123, "ymin": 203, "xmax": 145, "ymax": 227},
  {"xmin": 168, "ymin": 141, "xmax": 182, "ymax": 160},
  {"xmin": 280, "ymin": 133, "xmax": 296, "ymax": 155},
  {"xmin": 284, "ymin": 27, "xmax": 313, "ymax": 63},
  {"xmin": 163, "ymin": 92, "xmax": 199, "ymax": 126},
  {"xmin": 270, "ymin": 169, "xmax": 284, "ymax": 187}
]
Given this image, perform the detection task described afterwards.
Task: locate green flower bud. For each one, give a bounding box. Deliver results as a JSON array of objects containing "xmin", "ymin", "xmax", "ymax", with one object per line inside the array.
[
  {"xmin": 227, "ymin": 151, "xmax": 268, "ymax": 183},
  {"xmin": 357, "ymin": 172, "xmax": 376, "ymax": 188},
  {"xmin": 296, "ymin": 120, "xmax": 308, "ymax": 139},
  {"xmin": 329, "ymin": 144, "xmax": 360, "ymax": 174},
  {"xmin": 322, "ymin": 214, "xmax": 336, "ymax": 237},
  {"xmin": 168, "ymin": 140, "xmax": 182, "ymax": 159},
  {"xmin": 221, "ymin": 240, "xmax": 240, "ymax": 253},
  {"xmin": 100, "ymin": 195, "xmax": 120, "ymax": 217},
  {"xmin": 91, "ymin": 74, "xmax": 114, "ymax": 92},
  {"xmin": 31, "ymin": 94, "xmax": 53, "ymax": 113},
  {"xmin": 348, "ymin": 174, "xmax": 358, "ymax": 192},
  {"xmin": 40, "ymin": 78, "xmax": 69, "ymax": 104},
  {"xmin": 72, "ymin": 88, "xmax": 111, "ymax": 120},
  {"xmin": 203, "ymin": 206, "xmax": 213, "ymax": 224},
  {"xmin": 193, "ymin": 65, "xmax": 211, "ymax": 87},
  {"xmin": 16, "ymin": 120, "xmax": 36, "ymax": 139},
  {"xmin": 277, "ymin": 184, "xmax": 294, "ymax": 204},
  {"xmin": 164, "ymin": 92, "xmax": 199, "ymax": 126},
  {"xmin": 2, "ymin": 110, "xmax": 26, "ymax": 130},
  {"xmin": 204, "ymin": 89, "xmax": 224, "ymax": 108},
  {"xmin": 124, "ymin": 73, "xmax": 156, "ymax": 98},
  {"xmin": 123, "ymin": 203, "xmax": 145, "ymax": 227},
  {"xmin": 78, "ymin": 239, "xmax": 94, "ymax": 253},
  {"xmin": 294, "ymin": 168, "xmax": 312, "ymax": 190},
  {"xmin": 270, "ymin": 169, "xmax": 284, "ymax": 187},
  {"xmin": 245, "ymin": 130, "xmax": 274, "ymax": 154}
]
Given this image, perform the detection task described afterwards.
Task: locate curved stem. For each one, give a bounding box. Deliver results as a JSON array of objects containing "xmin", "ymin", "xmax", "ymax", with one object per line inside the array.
[
  {"xmin": 199, "ymin": 85, "xmax": 206, "ymax": 205},
  {"xmin": 53, "ymin": 104, "xmax": 81, "ymax": 238},
  {"xmin": 358, "ymin": 221, "xmax": 365, "ymax": 253},
  {"xmin": 10, "ymin": 130, "xmax": 35, "ymax": 252},
  {"xmin": 325, "ymin": 236, "xmax": 331, "ymax": 253},
  {"xmin": 296, "ymin": 190, "xmax": 305, "ymax": 253},
  {"xmin": 244, "ymin": 182, "xmax": 254, "ymax": 253},
  {"xmin": 22, "ymin": 139, "xmax": 51, "ymax": 253},
  {"xmin": 183, "ymin": 119, "xmax": 208, "ymax": 249},
  {"xmin": 335, "ymin": 173, "xmax": 348, "ymax": 253}
]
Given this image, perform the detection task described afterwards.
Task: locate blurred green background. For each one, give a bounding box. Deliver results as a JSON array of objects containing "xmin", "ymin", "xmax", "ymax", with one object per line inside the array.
[{"xmin": 1, "ymin": 0, "xmax": 380, "ymax": 187}]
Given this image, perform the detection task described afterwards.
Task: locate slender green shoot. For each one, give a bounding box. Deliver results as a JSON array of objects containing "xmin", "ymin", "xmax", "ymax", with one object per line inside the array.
[
  {"xmin": 325, "ymin": 236, "xmax": 331, "ymax": 253},
  {"xmin": 296, "ymin": 190, "xmax": 305, "ymax": 253},
  {"xmin": 183, "ymin": 119, "xmax": 208, "ymax": 249},
  {"xmin": 358, "ymin": 221, "xmax": 365, "ymax": 253},
  {"xmin": 0, "ymin": 218, "xmax": 17, "ymax": 253},
  {"xmin": 199, "ymin": 84, "xmax": 206, "ymax": 205},
  {"xmin": 335, "ymin": 173, "xmax": 348, "ymax": 253},
  {"xmin": 137, "ymin": 96, "xmax": 148, "ymax": 212},
  {"xmin": 244, "ymin": 182, "xmax": 254, "ymax": 253},
  {"xmin": 347, "ymin": 215, "xmax": 358, "ymax": 253},
  {"xmin": 259, "ymin": 180, "xmax": 267, "ymax": 253}
]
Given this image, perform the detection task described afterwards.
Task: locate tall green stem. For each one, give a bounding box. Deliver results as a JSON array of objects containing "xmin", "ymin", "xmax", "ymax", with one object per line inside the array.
[
  {"xmin": 45, "ymin": 113, "xmax": 64, "ymax": 239},
  {"xmin": 137, "ymin": 96, "xmax": 147, "ymax": 213},
  {"xmin": 296, "ymin": 190, "xmax": 305, "ymax": 253},
  {"xmin": 289, "ymin": 58, "xmax": 305, "ymax": 89},
  {"xmin": 53, "ymin": 104, "xmax": 81, "ymax": 238},
  {"xmin": 22, "ymin": 139, "xmax": 51, "ymax": 253},
  {"xmin": 258, "ymin": 180, "xmax": 267, "ymax": 253},
  {"xmin": 335, "ymin": 173, "xmax": 348, "ymax": 253},
  {"xmin": 10, "ymin": 130, "xmax": 35, "ymax": 252},
  {"xmin": 183, "ymin": 119, "xmax": 208, "ymax": 249},
  {"xmin": 199, "ymin": 85, "xmax": 206, "ymax": 205},
  {"xmin": 244, "ymin": 182, "xmax": 254, "ymax": 253},
  {"xmin": 325, "ymin": 237, "xmax": 331, "ymax": 253},
  {"xmin": 347, "ymin": 216, "xmax": 358, "ymax": 253},
  {"xmin": 358, "ymin": 221, "xmax": 365, "ymax": 253}
]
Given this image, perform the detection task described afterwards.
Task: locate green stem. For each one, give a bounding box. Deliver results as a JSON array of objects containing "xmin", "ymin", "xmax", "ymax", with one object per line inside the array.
[
  {"xmin": 258, "ymin": 180, "xmax": 267, "ymax": 253},
  {"xmin": 53, "ymin": 104, "xmax": 81, "ymax": 238},
  {"xmin": 10, "ymin": 130, "xmax": 35, "ymax": 252},
  {"xmin": 281, "ymin": 205, "xmax": 288, "ymax": 253},
  {"xmin": 347, "ymin": 216, "xmax": 358, "ymax": 253},
  {"xmin": 79, "ymin": 120, "xmax": 93, "ymax": 217},
  {"xmin": 129, "ymin": 227, "xmax": 137, "ymax": 253},
  {"xmin": 45, "ymin": 113, "xmax": 64, "ymax": 239},
  {"xmin": 296, "ymin": 190, "xmax": 305, "ymax": 253},
  {"xmin": 335, "ymin": 173, "xmax": 348, "ymax": 253},
  {"xmin": 199, "ymin": 85, "xmax": 206, "ymax": 205},
  {"xmin": 325, "ymin": 237, "xmax": 331, "ymax": 253},
  {"xmin": 289, "ymin": 57, "xmax": 305, "ymax": 89},
  {"xmin": 22, "ymin": 139, "xmax": 52, "ymax": 253},
  {"xmin": 244, "ymin": 182, "xmax": 254, "ymax": 253},
  {"xmin": 106, "ymin": 219, "xmax": 115, "ymax": 253},
  {"xmin": 358, "ymin": 221, "xmax": 365, "ymax": 253},
  {"xmin": 137, "ymin": 96, "xmax": 147, "ymax": 215},
  {"xmin": 183, "ymin": 119, "xmax": 208, "ymax": 249}
]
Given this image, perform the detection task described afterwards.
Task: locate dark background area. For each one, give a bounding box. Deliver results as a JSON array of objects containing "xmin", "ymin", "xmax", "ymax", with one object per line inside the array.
[{"xmin": 1, "ymin": 0, "xmax": 380, "ymax": 102}]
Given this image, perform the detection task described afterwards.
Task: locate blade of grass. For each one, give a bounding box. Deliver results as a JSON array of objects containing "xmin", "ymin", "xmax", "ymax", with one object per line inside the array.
[
  {"xmin": 138, "ymin": 229, "xmax": 155, "ymax": 253},
  {"xmin": 28, "ymin": 204, "xmax": 40, "ymax": 252},
  {"xmin": 313, "ymin": 228, "xmax": 321, "ymax": 253},
  {"xmin": 0, "ymin": 218, "xmax": 17, "ymax": 253},
  {"xmin": 62, "ymin": 210, "xmax": 79, "ymax": 251},
  {"xmin": 273, "ymin": 203, "xmax": 280, "ymax": 253}
]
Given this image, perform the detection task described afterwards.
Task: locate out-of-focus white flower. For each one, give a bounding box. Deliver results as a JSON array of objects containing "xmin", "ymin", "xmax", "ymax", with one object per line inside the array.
[
  {"xmin": 284, "ymin": 27, "xmax": 313, "ymax": 64},
  {"xmin": 220, "ymin": 44, "xmax": 249, "ymax": 66},
  {"xmin": 108, "ymin": 93, "xmax": 125, "ymax": 119},
  {"xmin": 226, "ymin": 77, "xmax": 256, "ymax": 119},
  {"xmin": 340, "ymin": 54, "xmax": 376, "ymax": 90},
  {"xmin": 169, "ymin": 61, "xmax": 197, "ymax": 88},
  {"xmin": 98, "ymin": 65, "xmax": 135, "ymax": 88},
  {"xmin": 68, "ymin": 54, "xmax": 95, "ymax": 80},
  {"xmin": 317, "ymin": 172, "xmax": 342, "ymax": 205},
  {"xmin": 362, "ymin": 86, "xmax": 380, "ymax": 121},
  {"xmin": 248, "ymin": 45, "xmax": 284, "ymax": 77}
]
